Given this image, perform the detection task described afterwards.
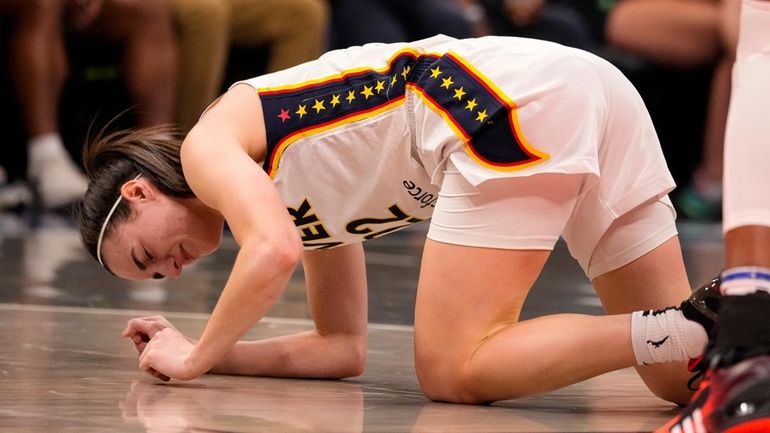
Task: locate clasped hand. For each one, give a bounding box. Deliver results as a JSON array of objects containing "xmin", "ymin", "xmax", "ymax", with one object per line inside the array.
[{"xmin": 122, "ymin": 316, "xmax": 207, "ymax": 381}]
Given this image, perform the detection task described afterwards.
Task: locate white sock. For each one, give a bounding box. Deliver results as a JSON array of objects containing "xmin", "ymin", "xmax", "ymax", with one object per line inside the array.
[
  {"xmin": 27, "ymin": 133, "xmax": 88, "ymax": 208},
  {"xmin": 28, "ymin": 132, "xmax": 65, "ymax": 158},
  {"xmin": 631, "ymin": 307, "xmax": 708, "ymax": 365},
  {"xmin": 720, "ymin": 267, "xmax": 770, "ymax": 296}
]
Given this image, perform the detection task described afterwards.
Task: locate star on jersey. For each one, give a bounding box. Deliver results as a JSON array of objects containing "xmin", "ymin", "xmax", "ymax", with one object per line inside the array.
[
  {"xmin": 453, "ymin": 86, "xmax": 466, "ymax": 101},
  {"xmin": 361, "ymin": 85, "xmax": 374, "ymax": 100},
  {"xmin": 266, "ymin": 53, "xmax": 497, "ymax": 130},
  {"xmin": 277, "ymin": 108, "xmax": 291, "ymax": 123},
  {"xmin": 312, "ymin": 99, "xmax": 326, "ymax": 113},
  {"xmin": 428, "ymin": 66, "xmax": 490, "ymax": 125},
  {"xmin": 295, "ymin": 104, "xmax": 307, "ymax": 119},
  {"xmin": 257, "ymin": 50, "xmax": 544, "ymax": 176}
]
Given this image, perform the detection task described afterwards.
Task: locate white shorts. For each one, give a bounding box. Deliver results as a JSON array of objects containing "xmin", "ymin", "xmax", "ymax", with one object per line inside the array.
[
  {"xmin": 426, "ymin": 48, "xmax": 678, "ymax": 279},
  {"xmin": 428, "ymin": 161, "xmax": 678, "ymax": 279}
]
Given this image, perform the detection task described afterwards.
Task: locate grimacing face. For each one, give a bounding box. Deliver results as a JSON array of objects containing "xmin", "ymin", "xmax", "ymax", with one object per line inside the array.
[{"xmin": 100, "ymin": 178, "xmax": 224, "ymax": 281}]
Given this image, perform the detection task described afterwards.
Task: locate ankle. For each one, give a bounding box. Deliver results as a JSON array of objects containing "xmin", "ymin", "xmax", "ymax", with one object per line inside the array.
[{"xmin": 720, "ymin": 267, "xmax": 770, "ymax": 296}]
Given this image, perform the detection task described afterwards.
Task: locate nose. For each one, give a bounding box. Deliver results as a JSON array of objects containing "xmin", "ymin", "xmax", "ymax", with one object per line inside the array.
[{"xmin": 161, "ymin": 255, "xmax": 182, "ymax": 278}]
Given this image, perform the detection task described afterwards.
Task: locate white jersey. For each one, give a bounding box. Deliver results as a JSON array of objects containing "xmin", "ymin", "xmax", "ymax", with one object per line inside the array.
[{"xmin": 233, "ymin": 35, "xmax": 674, "ymax": 250}]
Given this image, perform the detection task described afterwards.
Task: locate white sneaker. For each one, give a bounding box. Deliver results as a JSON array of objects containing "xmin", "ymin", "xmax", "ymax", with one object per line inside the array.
[
  {"xmin": 28, "ymin": 137, "xmax": 89, "ymax": 209},
  {"xmin": 0, "ymin": 180, "xmax": 34, "ymax": 210}
]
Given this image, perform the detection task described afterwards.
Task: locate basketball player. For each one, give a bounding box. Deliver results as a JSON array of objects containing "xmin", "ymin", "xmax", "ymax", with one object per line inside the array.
[
  {"xmin": 77, "ymin": 35, "xmax": 716, "ymax": 404},
  {"xmin": 656, "ymin": 1, "xmax": 770, "ymax": 431}
]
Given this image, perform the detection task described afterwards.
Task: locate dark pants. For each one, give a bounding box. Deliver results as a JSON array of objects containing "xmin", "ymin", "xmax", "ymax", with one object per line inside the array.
[{"xmin": 330, "ymin": 0, "xmax": 473, "ymax": 49}]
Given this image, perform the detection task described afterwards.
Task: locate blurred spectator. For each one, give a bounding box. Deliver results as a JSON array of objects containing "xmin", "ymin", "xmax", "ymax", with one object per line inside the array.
[
  {"xmin": 460, "ymin": 0, "xmax": 596, "ymax": 50},
  {"xmin": 0, "ymin": 165, "xmax": 32, "ymax": 210},
  {"xmin": 0, "ymin": 0, "xmax": 178, "ymax": 209},
  {"xmin": 604, "ymin": 0, "xmax": 741, "ymax": 220},
  {"xmin": 171, "ymin": 0, "xmax": 330, "ymax": 131},
  {"xmin": 329, "ymin": 0, "xmax": 473, "ymax": 50}
]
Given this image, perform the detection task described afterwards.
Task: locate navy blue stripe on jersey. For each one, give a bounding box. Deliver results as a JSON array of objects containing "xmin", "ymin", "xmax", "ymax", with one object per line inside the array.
[
  {"xmin": 257, "ymin": 49, "xmax": 545, "ymax": 176},
  {"xmin": 408, "ymin": 52, "xmax": 546, "ymax": 169},
  {"xmin": 257, "ymin": 51, "xmax": 419, "ymax": 175}
]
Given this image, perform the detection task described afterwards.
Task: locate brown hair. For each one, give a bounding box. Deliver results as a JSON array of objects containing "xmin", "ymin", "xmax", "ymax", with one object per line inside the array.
[{"xmin": 74, "ymin": 124, "xmax": 195, "ymax": 264}]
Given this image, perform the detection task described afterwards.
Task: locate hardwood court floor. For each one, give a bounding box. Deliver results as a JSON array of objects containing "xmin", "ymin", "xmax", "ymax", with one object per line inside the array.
[{"xmin": 0, "ymin": 211, "xmax": 724, "ymax": 433}]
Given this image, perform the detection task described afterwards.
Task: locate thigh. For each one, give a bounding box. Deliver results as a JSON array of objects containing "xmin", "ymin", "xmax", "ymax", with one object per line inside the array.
[
  {"xmin": 592, "ymin": 236, "xmax": 690, "ymax": 313},
  {"xmin": 416, "ymin": 166, "xmax": 581, "ymax": 377},
  {"xmin": 590, "ymin": 193, "xmax": 688, "ymax": 310},
  {"xmin": 414, "ymin": 239, "xmax": 550, "ymax": 378},
  {"xmin": 428, "ymin": 160, "xmax": 584, "ymax": 251}
]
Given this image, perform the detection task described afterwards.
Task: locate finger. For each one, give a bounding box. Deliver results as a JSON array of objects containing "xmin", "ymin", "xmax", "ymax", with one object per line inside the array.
[
  {"xmin": 139, "ymin": 358, "xmax": 164, "ymax": 381},
  {"xmin": 126, "ymin": 319, "xmax": 164, "ymax": 339},
  {"xmin": 123, "ymin": 318, "xmax": 148, "ymax": 337},
  {"xmin": 134, "ymin": 341, "xmax": 147, "ymax": 354},
  {"xmin": 139, "ymin": 351, "xmax": 171, "ymax": 382},
  {"xmin": 138, "ymin": 339, "xmax": 152, "ymax": 365},
  {"xmin": 144, "ymin": 368, "xmax": 170, "ymax": 382}
]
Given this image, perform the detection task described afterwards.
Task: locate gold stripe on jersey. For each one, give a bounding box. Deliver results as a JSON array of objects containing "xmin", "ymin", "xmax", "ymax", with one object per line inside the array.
[
  {"xmin": 408, "ymin": 51, "xmax": 549, "ymax": 170},
  {"xmin": 258, "ymin": 49, "xmax": 421, "ymax": 178},
  {"xmin": 257, "ymin": 48, "xmax": 548, "ymax": 178}
]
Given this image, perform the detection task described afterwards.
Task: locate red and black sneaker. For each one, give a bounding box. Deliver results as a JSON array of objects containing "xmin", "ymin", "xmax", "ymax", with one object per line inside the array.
[{"xmin": 654, "ymin": 355, "xmax": 770, "ymax": 433}]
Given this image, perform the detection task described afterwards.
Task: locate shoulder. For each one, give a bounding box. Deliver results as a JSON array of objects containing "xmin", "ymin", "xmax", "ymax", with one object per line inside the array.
[
  {"xmin": 201, "ymin": 83, "xmax": 263, "ymax": 124},
  {"xmin": 189, "ymin": 83, "xmax": 267, "ymax": 161}
]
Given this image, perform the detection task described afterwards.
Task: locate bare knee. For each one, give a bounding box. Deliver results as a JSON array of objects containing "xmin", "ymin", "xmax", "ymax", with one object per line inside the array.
[
  {"xmin": 646, "ymin": 379, "xmax": 693, "ymax": 406},
  {"xmin": 416, "ymin": 360, "xmax": 489, "ymax": 404},
  {"xmin": 326, "ymin": 333, "xmax": 367, "ymax": 378},
  {"xmin": 636, "ymin": 363, "xmax": 695, "ymax": 406},
  {"xmin": 415, "ymin": 343, "xmax": 528, "ymax": 405}
]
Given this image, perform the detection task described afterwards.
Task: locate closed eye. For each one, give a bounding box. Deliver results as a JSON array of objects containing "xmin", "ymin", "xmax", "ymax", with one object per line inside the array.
[
  {"xmin": 144, "ymin": 248, "xmax": 165, "ymax": 280},
  {"xmin": 130, "ymin": 247, "xmax": 164, "ymax": 279},
  {"xmin": 131, "ymin": 247, "xmax": 147, "ymax": 271}
]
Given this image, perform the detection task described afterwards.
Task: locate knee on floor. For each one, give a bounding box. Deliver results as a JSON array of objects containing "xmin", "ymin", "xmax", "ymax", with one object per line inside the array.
[
  {"xmin": 416, "ymin": 359, "xmax": 506, "ymax": 405},
  {"xmin": 647, "ymin": 380, "xmax": 693, "ymax": 406}
]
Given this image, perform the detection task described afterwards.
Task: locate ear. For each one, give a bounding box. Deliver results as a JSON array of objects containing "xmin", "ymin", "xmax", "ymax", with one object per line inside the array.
[{"xmin": 121, "ymin": 178, "xmax": 157, "ymax": 203}]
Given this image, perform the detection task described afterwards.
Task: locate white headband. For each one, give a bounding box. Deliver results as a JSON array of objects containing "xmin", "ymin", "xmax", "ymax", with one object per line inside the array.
[{"xmin": 97, "ymin": 174, "xmax": 142, "ymax": 267}]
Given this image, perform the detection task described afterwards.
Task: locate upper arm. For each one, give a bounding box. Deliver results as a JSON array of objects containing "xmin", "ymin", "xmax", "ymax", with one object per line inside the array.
[
  {"xmin": 302, "ymin": 243, "xmax": 368, "ymax": 337},
  {"xmin": 180, "ymin": 84, "xmax": 300, "ymax": 251}
]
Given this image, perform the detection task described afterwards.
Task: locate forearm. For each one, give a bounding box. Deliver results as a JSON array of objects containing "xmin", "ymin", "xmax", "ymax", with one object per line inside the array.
[
  {"xmin": 210, "ymin": 329, "xmax": 367, "ymax": 378},
  {"xmin": 190, "ymin": 239, "xmax": 300, "ymax": 374}
]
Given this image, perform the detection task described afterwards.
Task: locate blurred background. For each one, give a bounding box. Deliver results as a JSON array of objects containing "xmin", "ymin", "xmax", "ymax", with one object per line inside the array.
[{"xmin": 0, "ymin": 0, "xmax": 738, "ymax": 222}]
